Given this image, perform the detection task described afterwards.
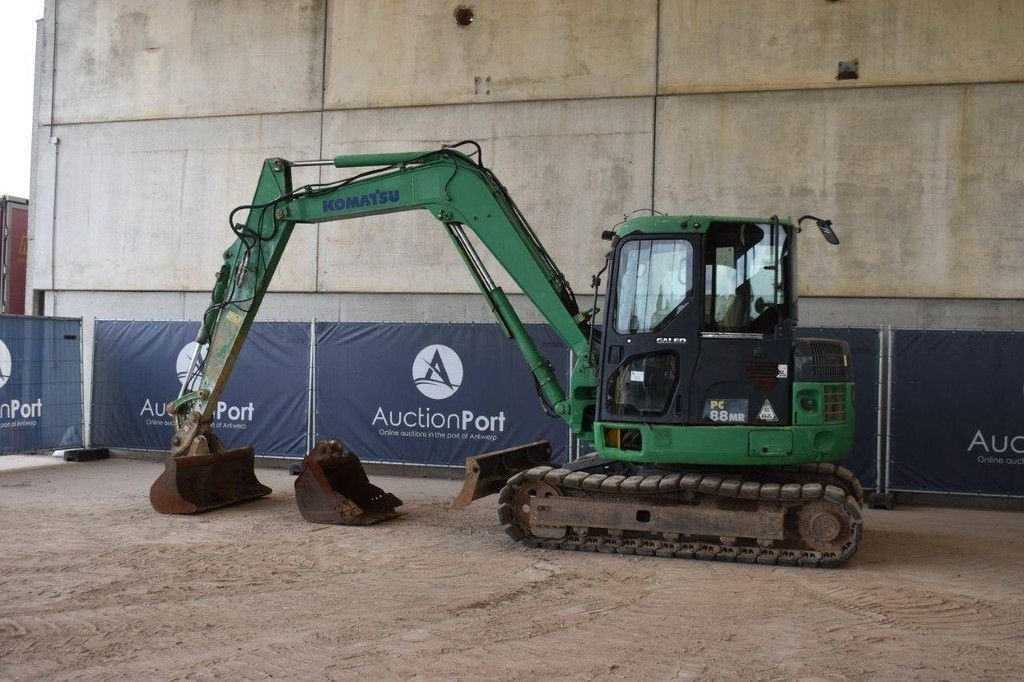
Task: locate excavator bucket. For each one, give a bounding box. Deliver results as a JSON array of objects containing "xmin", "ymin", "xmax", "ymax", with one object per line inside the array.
[
  {"xmin": 294, "ymin": 439, "xmax": 403, "ymax": 525},
  {"xmin": 150, "ymin": 445, "xmax": 272, "ymax": 514},
  {"xmin": 451, "ymin": 440, "xmax": 553, "ymax": 508}
]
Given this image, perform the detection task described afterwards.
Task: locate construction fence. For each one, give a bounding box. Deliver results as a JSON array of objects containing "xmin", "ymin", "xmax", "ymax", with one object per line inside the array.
[
  {"xmin": 79, "ymin": 321, "xmax": 1024, "ymax": 499},
  {"xmin": 0, "ymin": 315, "xmax": 83, "ymax": 452},
  {"xmin": 91, "ymin": 321, "xmax": 572, "ymax": 466}
]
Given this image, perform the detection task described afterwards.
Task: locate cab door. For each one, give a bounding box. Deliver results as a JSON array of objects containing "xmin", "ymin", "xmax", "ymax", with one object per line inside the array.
[{"xmin": 597, "ymin": 236, "xmax": 700, "ymax": 425}]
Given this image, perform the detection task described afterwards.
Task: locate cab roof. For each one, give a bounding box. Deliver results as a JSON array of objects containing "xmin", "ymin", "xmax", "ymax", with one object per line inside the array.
[{"xmin": 615, "ymin": 214, "xmax": 795, "ymax": 238}]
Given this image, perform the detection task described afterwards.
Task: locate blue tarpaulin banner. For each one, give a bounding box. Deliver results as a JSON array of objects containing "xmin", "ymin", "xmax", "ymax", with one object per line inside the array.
[
  {"xmin": 0, "ymin": 316, "xmax": 83, "ymax": 452},
  {"xmin": 801, "ymin": 327, "xmax": 881, "ymax": 488},
  {"xmin": 91, "ymin": 321, "xmax": 308, "ymax": 456},
  {"xmin": 315, "ymin": 322, "xmax": 570, "ymax": 466},
  {"xmin": 889, "ymin": 329, "xmax": 1024, "ymax": 496}
]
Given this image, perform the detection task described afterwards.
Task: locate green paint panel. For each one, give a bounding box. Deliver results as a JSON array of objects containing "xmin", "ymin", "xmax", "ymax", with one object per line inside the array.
[
  {"xmin": 749, "ymin": 430, "xmax": 794, "ymax": 457},
  {"xmin": 594, "ymin": 418, "xmax": 853, "ymax": 466}
]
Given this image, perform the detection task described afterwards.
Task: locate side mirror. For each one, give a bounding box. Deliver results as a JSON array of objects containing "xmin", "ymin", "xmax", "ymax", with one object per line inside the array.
[{"xmin": 798, "ymin": 214, "xmax": 840, "ymax": 245}]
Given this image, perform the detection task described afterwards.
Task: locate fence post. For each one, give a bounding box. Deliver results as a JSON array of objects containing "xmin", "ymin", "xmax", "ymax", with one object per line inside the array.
[
  {"xmin": 81, "ymin": 319, "xmax": 89, "ymax": 447},
  {"xmin": 874, "ymin": 326, "xmax": 884, "ymax": 492},
  {"xmin": 305, "ymin": 318, "xmax": 316, "ymax": 456},
  {"xmin": 884, "ymin": 326, "xmax": 895, "ymax": 494}
]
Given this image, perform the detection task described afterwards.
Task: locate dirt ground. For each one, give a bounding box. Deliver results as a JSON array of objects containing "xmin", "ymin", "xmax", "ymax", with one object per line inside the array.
[{"xmin": 1, "ymin": 457, "xmax": 1022, "ymax": 681}]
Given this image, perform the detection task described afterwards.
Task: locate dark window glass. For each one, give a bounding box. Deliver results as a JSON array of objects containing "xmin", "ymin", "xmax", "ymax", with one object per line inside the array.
[{"xmin": 606, "ymin": 352, "xmax": 679, "ymax": 416}]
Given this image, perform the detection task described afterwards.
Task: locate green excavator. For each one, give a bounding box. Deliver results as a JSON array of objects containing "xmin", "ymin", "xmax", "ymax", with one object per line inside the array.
[{"xmin": 150, "ymin": 142, "xmax": 862, "ymax": 567}]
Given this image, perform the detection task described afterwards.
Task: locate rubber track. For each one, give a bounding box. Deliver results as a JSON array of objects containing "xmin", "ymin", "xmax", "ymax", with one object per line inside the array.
[
  {"xmin": 572, "ymin": 454, "xmax": 866, "ymax": 507},
  {"xmin": 497, "ymin": 465, "xmax": 863, "ymax": 569},
  {"xmin": 794, "ymin": 462, "xmax": 865, "ymax": 507}
]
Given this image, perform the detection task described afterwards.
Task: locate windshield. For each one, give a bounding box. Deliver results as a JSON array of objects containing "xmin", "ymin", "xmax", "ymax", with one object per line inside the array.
[
  {"xmin": 704, "ymin": 222, "xmax": 789, "ymax": 334},
  {"xmin": 613, "ymin": 239, "xmax": 693, "ymax": 334}
]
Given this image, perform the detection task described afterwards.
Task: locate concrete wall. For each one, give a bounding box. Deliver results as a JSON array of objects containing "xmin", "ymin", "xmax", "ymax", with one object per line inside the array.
[
  {"xmin": 31, "ymin": 0, "xmax": 1024, "ymax": 304},
  {"xmin": 659, "ymin": 0, "xmax": 1024, "ymax": 93},
  {"xmin": 325, "ymin": 0, "xmax": 658, "ymax": 108},
  {"xmin": 28, "ymin": 1, "xmax": 1024, "ymax": 437},
  {"xmin": 656, "ymin": 83, "xmax": 1024, "ymax": 299},
  {"xmin": 51, "ymin": 0, "xmax": 324, "ymax": 122},
  {"xmin": 49, "ymin": 115, "xmax": 323, "ymax": 291}
]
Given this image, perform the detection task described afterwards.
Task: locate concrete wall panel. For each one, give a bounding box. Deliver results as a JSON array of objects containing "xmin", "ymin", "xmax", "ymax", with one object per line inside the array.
[
  {"xmin": 317, "ymin": 97, "xmax": 653, "ymax": 294},
  {"xmin": 51, "ymin": 113, "xmax": 323, "ymax": 292},
  {"xmin": 800, "ymin": 297, "xmax": 1024, "ymax": 331},
  {"xmin": 660, "ymin": 0, "xmax": 1024, "ymax": 94},
  {"xmin": 53, "ymin": 0, "xmax": 325, "ymax": 123},
  {"xmin": 654, "ymin": 83, "xmax": 1024, "ymax": 299},
  {"xmin": 28, "ymin": 134, "xmax": 56, "ymax": 298},
  {"xmin": 28, "ymin": 5, "xmax": 58, "ymax": 303},
  {"xmin": 34, "ymin": 2, "xmax": 55, "ymax": 127},
  {"xmin": 324, "ymin": 0, "xmax": 656, "ymax": 109}
]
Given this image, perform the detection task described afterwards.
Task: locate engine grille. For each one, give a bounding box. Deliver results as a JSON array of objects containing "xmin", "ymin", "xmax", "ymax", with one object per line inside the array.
[
  {"xmin": 809, "ymin": 341, "xmax": 848, "ymax": 380},
  {"xmin": 823, "ymin": 384, "xmax": 845, "ymax": 423}
]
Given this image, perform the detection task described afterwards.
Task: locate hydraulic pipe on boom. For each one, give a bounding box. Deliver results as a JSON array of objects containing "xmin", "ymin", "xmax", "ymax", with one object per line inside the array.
[{"xmin": 150, "ymin": 145, "xmax": 598, "ymax": 514}]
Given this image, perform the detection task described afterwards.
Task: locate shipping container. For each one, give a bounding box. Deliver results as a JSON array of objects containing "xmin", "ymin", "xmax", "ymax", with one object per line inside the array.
[{"xmin": 0, "ymin": 196, "xmax": 28, "ymax": 315}]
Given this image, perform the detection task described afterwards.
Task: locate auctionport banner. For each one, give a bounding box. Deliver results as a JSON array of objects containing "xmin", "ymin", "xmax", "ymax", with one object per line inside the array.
[
  {"xmin": 888, "ymin": 329, "xmax": 1024, "ymax": 496},
  {"xmin": 91, "ymin": 321, "xmax": 308, "ymax": 456},
  {"xmin": 315, "ymin": 322, "xmax": 571, "ymax": 466},
  {"xmin": 801, "ymin": 326, "xmax": 881, "ymax": 488},
  {"xmin": 0, "ymin": 316, "xmax": 83, "ymax": 452}
]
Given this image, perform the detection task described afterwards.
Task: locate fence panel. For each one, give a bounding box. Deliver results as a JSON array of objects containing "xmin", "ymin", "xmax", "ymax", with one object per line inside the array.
[
  {"xmin": 801, "ymin": 326, "xmax": 882, "ymax": 488},
  {"xmin": 888, "ymin": 329, "xmax": 1024, "ymax": 497},
  {"xmin": 0, "ymin": 315, "xmax": 83, "ymax": 452},
  {"xmin": 91, "ymin": 320, "xmax": 309, "ymax": 456},
  {"xmin": 315, "ymin": 322, "xmax": 571, "ymax": 466}
]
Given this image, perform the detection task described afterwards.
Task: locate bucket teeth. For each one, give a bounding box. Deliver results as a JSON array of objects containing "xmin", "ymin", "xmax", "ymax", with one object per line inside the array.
[
  {"xmin": 294, "ymin": 439, "xmax": 403, "ymax": 525},
  {"xmin": 149, "ymin": 443, "xmax": 271, "ymax": 514}
]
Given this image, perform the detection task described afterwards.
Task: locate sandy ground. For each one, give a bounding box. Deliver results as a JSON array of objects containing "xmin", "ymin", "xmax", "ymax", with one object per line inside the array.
[{"xmin": 1, "ymin": 457, "xmax": 1022, "ymax": 681}]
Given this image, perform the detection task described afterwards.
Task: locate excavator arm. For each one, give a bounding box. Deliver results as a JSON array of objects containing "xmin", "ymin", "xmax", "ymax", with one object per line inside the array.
[{"xmin": 152, "ymin": 144, "xmax": 598, "ymax": 514}]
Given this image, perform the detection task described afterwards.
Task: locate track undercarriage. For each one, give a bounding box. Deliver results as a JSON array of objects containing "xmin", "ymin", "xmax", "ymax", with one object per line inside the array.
[{"xmin": 498, "ymin": 457, "xmax": 863, "ymax": 568}]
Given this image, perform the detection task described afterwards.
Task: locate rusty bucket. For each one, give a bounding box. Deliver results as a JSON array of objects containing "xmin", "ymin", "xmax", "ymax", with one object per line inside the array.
[
  {"xmin": 294, "ymin": 439, "xmax": 403, "ymax": 525},
  {"xmin": 451, "ymin": 440, "xmax": 553, "ymax": 508},
  {"xmin": 149, "ymin": 444, "xmax": 272, "ymax": 514}
]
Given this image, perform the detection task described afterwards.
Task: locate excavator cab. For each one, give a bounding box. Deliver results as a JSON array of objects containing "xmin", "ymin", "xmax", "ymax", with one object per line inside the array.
[{"xmin": 597, "ymin": 217, "xmax": 795, "ymax": 435}]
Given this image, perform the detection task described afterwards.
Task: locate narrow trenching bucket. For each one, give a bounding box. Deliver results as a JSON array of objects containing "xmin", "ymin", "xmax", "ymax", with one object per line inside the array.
[
  {"xmin": 294, "ymin": 439, "xmax": 403, "ymax": 525},
  {"xmin": 150, "ymin": 446, "xmax": 272, "ymax": 514},
  {"xmin": 451, "ymin": 440, "xmax": 553, "ymax": 508}
]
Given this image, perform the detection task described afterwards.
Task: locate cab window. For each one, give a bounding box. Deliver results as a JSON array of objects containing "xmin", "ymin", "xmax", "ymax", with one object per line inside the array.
[
  {"xmin": 704, "ymin": 223, "xmax": 789, "ymax": 334},
  {"xmin": 613, "ymin": 239, "xmax": 693, "ymax": 334}
]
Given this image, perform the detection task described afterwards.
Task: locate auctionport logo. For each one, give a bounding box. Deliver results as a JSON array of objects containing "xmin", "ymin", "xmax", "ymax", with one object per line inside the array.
[
  {"xmin": 0, "ymin": 339, "xmax": 10, "ymax": 389},
  {"xmin": 176, "ymin": 342, "xmax": 208, "ymax": 387},
  {"xmin": 0, "ymin": 338, "xmax": 43, "ymax": 421},
  {"xmin": 412, "ymin": 344, "xmax": 463, "ymax": 400},
  {"xmin": 139, "ymin": 341, "xmax": 252, "ymax": 426}
]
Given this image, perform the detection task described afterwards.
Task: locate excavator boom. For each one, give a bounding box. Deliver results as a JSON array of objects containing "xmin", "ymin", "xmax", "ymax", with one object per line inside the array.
[{"xmin": 152, "ymin": 144, "xmax": 596, "ymax": 516}]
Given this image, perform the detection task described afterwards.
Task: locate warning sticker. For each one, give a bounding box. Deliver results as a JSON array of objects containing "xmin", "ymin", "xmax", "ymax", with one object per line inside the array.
[{"xmin": 757, "ymin": 399, "xmax": 779, "ymax": 422}]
